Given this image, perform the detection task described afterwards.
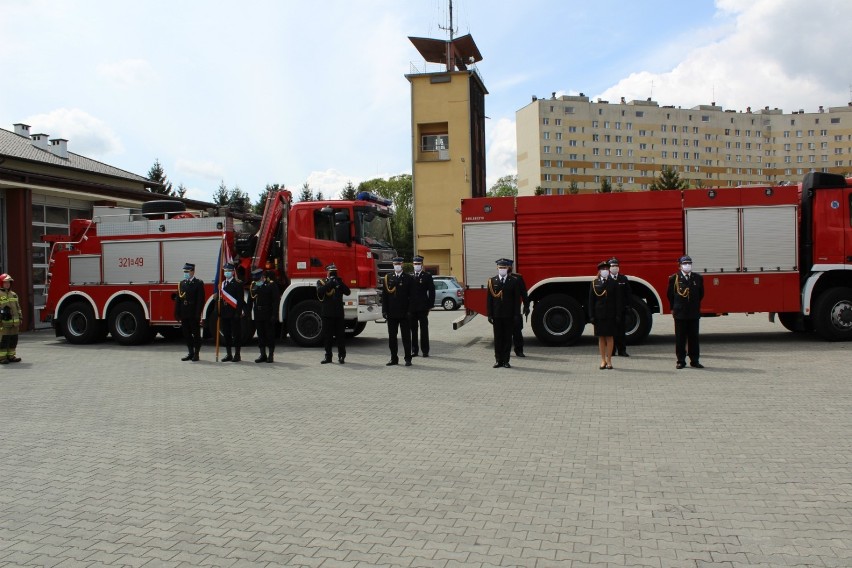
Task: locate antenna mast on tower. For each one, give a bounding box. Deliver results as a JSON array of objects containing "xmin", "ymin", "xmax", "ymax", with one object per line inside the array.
[{"xmin": 438, "ymin": 0, "xmax": 457, "ymax": 70}]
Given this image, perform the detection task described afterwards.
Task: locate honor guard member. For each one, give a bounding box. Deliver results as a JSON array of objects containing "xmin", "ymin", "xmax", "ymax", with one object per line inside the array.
[
  {"xmin": 508, "ymin": 260, "xmax": 531, "ymax": 357},
  {"xmin": 608, "ymin": 257, "xmax": 633, "ymax": 357},
  {"xmin": 487, "ymin": 258, "xmax": 522, "ymax": 368},
  {"xmin": 218, "ymin": 262, "xmax": 245, "ymax": 362},
  {"xmin": 667, "ymin": 255, "xmax": 705, "ymax": 369},
  {"xmin": 382, "ymin": 256, "xmax": 413, "ymax": 366},
  {"xmin": 317, "ymin": 263, "xmax": 351, "ymax": 364},
  {"xmin": 589, "ymin": 260, "xmax": 621, "ymax": 370},
  {"xmin": 0, "ymin": 273, "xmax": 22, "ymax": 364},
  {"xmin": 409, "ymin": 255, "xmax": 435, "ymax": 357},
  {"xmin": 251, "ymin": 269, "xmax": 280, "ymax": 363},
  {"xmin": 174, "ymin": 262, "xmax": 205, "ymax": 361}
]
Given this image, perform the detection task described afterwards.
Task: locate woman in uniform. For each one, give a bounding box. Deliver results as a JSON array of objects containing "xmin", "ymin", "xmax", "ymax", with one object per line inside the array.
[{"xmin": 588, "ymin": 260, "xmax": 621, "ymax": 370}]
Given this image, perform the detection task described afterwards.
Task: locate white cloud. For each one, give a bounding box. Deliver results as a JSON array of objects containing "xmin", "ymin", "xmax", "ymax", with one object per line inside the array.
[
  {"xmin": 596, "ymin": 0, "xmax": 852, "ymax": 112},
  {"xmin": 97, "ymin": 58, "xmax": 158, "ymax": 88},
  {"xmin": 486, "ymin": 117, "xmax": 517, "ymax": 190},
  {"xmin": 175, "ymin": 159, "xmax": 225, "ymax": 181},
  {"xmin": 24, "ymin": 108, "xmax": 123, "ymax": 157}
]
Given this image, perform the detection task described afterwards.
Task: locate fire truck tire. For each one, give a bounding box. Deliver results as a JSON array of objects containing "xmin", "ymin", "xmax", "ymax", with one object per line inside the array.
[
  {"xmin": 531, "ymin": 294, "xmax": 585, "ymax": 346},
  {"xmin": 777, "ymin": 312, "xmax": 813, "ymax": 333},
  {"xmin": 812, "ymin": 287, "xmax": 852, "ymax": 341},
  {"xmin": 60, "ymin": 302, "xmax": 100, "ymax": 344},
  {"xmin": 346, "ymin": 321, "xmax": 367, "ymax": 337},
  {"xmin": 287, "ymin": 300, "xmax": 324, "ymax": 347},
  {"xmin": 109, "ymin": 301, "xmax": 153, "ymax": 345},
  {"xmin": 624, "ymin": 298, "xmax": 653, "ymax": 345}
]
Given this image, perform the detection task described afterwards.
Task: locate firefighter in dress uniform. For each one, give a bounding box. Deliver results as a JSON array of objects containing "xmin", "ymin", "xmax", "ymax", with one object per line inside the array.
[
  {"xmin": 317, "ymin": 263, "xmax": 351, "ymax": 364},
  {"xmin": 0, "ymin": 273, "xmax": 22, "ymax": 364},
  {"xmin": 508, "ymin": 261, "xmax": 531, "ymax": 357},
  {"xmin": 251, "ymin": 269, "xmax": 280, "ymax": 363},
  {"xmin": 667, "ymin": 255, "xmax": 705, "ymax": 369},
  {"xmin": 175, "ymin": 262, "xmax": 205, "ymax": 361},
  {"xmin": 589, "ymin": 260, "xmax": 621, "ymax": 370},
  {"xmin": 218, "ymin": 262, "xmax": 246, "ymax": 362},
  {"xmin": 487, "ymin": 258, "xmax": 522, "ymax": 368},
  {"xmin": 382, "ymin": 256, "xmax": 413, "ymax": 366},
  {"xmin": 609, "ymin": 257, "xmax": 633, "ymax": 357},
  {"xmin": 409, "ymin": 255, "xmax": 435, "ymax": 358}
]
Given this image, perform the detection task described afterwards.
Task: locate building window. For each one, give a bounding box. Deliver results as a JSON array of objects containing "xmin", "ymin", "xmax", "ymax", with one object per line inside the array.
[
  {"xmin": 565, "ymin": 106, "xmax": 575, "ymax": 114},
  {"xmin": 568, "ymin": 126, "xmax": 577, "ymax": 133},
  {"xmin": 554, "ymin": 119, "xmax": 562, "ymax": 126},
  {"xmin": 556, "ymin": 146, "xmax": 563, "ymax": 154},
  {"xmin": 543, "ymin": 132, "xmax": 550, "ymax": 140},
  {"xmin": 542, "ymin": 118, "xmax": 549, "ymax": 125},
  {"xmin": 555, "ymin": 132, "xmax": 563, "ymax": 140},
  {"xmin": 592, "ymin": 120, "xmax": 599, "ymax": 128},
  {"xmin": 543, "ymin": 160, "xmax": 551, "ymax": 167},
  {"xmin": 421, "ymin": 134, "xmax": 449, "ymax": 152}
]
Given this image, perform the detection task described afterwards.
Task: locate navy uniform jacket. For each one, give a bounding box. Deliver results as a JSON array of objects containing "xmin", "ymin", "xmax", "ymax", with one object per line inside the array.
[
  {"xmin": 175, "ymin": 277, "xmax": 206, "ymax": 320},
  {"xmin": 409, "ymin": 271, "xmax": 436, "ymax": 311},
  {"xmin": 486, "ymin": 274, "xmax": 522, "ymax": 319},
  {"xmin": 382, "ymin": 272, "xmax": 413, "ymax": 318},
  {"xmin": 588, "ymin": 277, "xmax": 621, "ymax": 322},
  {"xmin": 251, "ymin": 280, "xmax": 280, "ymax": 322},
  {"xmin": 612, "ymin": 273, "xmax": 632, "ymax": 314},
  {"xmin": 317, "ymin": 276, "xmax": 351, "ymax": 318},
  {"xmin": 219, "ymin": 277, "xmax": 245, "ymax": 319},
  {"xmin": 514, "ymin": 273, "xmax": 530, "ymax": 313},
  {"xmin": 667, "ymin": 272, "xmax": 704, "ymax": 320}
]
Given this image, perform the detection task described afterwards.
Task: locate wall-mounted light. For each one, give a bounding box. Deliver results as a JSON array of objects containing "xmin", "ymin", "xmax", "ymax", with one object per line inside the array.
[
  {"xmin": 484, "ymin": 205, "xmax": 492, "ymax": 213},
  {"xmin": 764, "ymin": 187, "xmax": 773, "ymax": 197},
  {"xmin": 216, "ymin": 222, "xmax": 224, "ymax": 230},
  {"xmin": 158, "ymin": 225, "xmax": 166, "ymax": 232},
  {"xmin": 707, "ymin": 189, "xmax": 716, "ymax": 199}
]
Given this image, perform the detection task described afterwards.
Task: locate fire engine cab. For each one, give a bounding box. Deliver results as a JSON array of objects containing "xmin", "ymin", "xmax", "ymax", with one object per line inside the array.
[
  {"xmin": 459, "ymin": 172, "xmax": 852, "ymax": 343},
  {"xmin": 42, "ymin": 190, "xmax": 397, "ymax": 347}
]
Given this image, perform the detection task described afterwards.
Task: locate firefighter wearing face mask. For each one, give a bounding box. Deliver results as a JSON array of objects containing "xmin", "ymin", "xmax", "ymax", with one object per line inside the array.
[
  {"xmin": 218, "ymin": 262, "xmax": 245, "ymax": 362},
  {"xmin": 382, "ymin": 256, "xmax": 414, "ymax": 366},
  {"xmin": 486, "ymin": 258, "xmax": 522, "ymax": 369},
  {"xmin": 0, "ymin": 273, "xmax": 22, "ymax": 364},
  {"xmin": 667, "ymin": 255, "xmax": 705, "ymax": 369}
]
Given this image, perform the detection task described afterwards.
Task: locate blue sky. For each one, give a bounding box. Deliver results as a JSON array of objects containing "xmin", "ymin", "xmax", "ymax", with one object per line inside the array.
[{"xmin": 1, "ymin": 0, "xmax": 850, "ymax": 202}]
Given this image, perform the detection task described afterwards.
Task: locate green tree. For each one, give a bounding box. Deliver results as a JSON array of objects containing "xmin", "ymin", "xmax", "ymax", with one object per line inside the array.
[
  {"xmin": 297, "ymin": 182, "xmax": 314, "ymax": 202},
  {"xmin": 357, "ymin": 174, "xmax": 413, "ymax": 261},
  {"xmin": 228, "ymin": 185, "xmax": 250, "ymax": 212},
  {"xmin": 534, "ymin": 186, "xmax": 545, "ymax": 195},
  {"xmin": 568, "ymin": 181, "xmax": 580, "ymax": 195},
  {"xmin": 146, "ymin": 159, "xmax": 174, "ymax": 196},
  {"xmin": 254, "ymin": 183, "xmax": 283, "ymax": 214},
  {"xmin": 213, "ymin": 180, "xmax": 229, "ymax": 205},
  {"xmin": 339, "ymin": 181, "xmax": 358, "ymax": 200},
  {"xmin": 650, "ymin": 166, "xmax": 690, "ymax": 191},
  {"xmin": 175, "ymin": 183, "xmax": 187, "ymax": 198},
  {"xmin": 486, "ymin": 174, "xmax": 518, "ymax": 197},
  {"xmin": 599, "ymin": 178, "xmax": 612, "ymax": 193},
  {"xmin": 315, "ymin": 190, "xmax": 325, "ymax": 201}
]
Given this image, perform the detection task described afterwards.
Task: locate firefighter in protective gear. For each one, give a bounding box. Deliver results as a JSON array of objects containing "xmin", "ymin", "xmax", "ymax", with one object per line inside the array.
[{"xmin": 0, "ymin": 273, "xmax": 22, "ymax": 364}]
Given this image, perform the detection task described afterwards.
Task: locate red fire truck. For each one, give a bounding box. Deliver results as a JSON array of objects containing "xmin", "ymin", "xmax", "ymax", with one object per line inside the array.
[
  {"xmin": 41, "ymin": 190, "xmax": 398, "ymax": 347},
  {"xmin": 458, "ymin": 172, "xmax": 852, "ymax": 343}
]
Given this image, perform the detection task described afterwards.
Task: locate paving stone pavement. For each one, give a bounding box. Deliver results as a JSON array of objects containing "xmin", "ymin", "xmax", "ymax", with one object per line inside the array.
[{"xmin": 1, "ymin": 311, "xmax": 850, "ymax": 568}]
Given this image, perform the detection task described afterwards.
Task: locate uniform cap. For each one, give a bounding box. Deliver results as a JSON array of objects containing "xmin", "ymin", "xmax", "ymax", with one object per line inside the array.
[
  {"xmin": 325, "ymin": 263, "xmax": 338, "ymax": 272},
  {"xmin": 223, "ymin": 262, "xmax": 235, "ymax": 270},
  {"xmin": 251, "ymin": 268, "xmax": 264, "ymax": 280},
  {"xmin": 496, "ymin": 258, "xmax": 512, "ymax": 267},
  {"xmin": 679, "ymin": 255, "xmax": 693, "ymax": 264},
  {"xmin": 608, "ymin": 257, "xmax": 619, "ymax": 266},
  {"xmin": 182, "ymin": 263, "xmax": 195, "ymax": 271},
  {"xmin": 597, "ymin": 260, "xmax": 610, "ymax": 270},
  {"xmin": 413, "ymin": 255, "xmax": 424, "ymax": 263},
  {"xmin": 391, "ymin": 257, "xmax": 404, "ymax": 264}
]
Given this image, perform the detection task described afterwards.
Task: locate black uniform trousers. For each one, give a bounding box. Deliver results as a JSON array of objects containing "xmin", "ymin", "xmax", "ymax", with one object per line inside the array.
[
  {"xmin": 322, "ymin": 316, "xmax": 346, "ymax": 358},
  {"xmin": 220, "ymin": 317, "xmax": 241, "ymax": 352},
  {"xmin": 181, "ymin": 318, "xmax": 202, "ymax": 354},
  {"xmin": 512, "ymin": 315, "xmax": 524, "ymax": 353},
  {"xmin": 674, "ymin": 318, "xmax": 700, "ymax": 364},
  {"xmin": 409, "ymin": 310, "xmax": 430, "ymax": 355},
  {"xmin": 614, "ymin": 318, "xmax": 627, "ymax": 354},
  {"xmin": 256, "ymin": 320, "xmax": 276, "ymax": 353},
  {"xmin": 387, "ymin": 317, "xmax": 411, "ymax": 362},
  {"xmin": 493, "ymin": 316, "xmax": 513, "ymax": 364}
]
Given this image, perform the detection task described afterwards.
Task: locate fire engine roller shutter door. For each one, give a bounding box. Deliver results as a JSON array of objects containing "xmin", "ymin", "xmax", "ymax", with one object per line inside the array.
[
  {"xmin": 463, "ymin": 222, "xmax": 515, "ymax": 286},
  {"xmin": 69, "ymin": 255, "xmax": 102, "ymax": 285},
  {"xmin": 685, "ymin": 208, "xmax": 739, "ymax": 273},
  {"xmin": 162, "ymin": 237, "xmax": 221, "ymax": 283},
  {"xmin": 102, "ymin": 241, "xmax": 161, "ymax": 284},
  {"xmin": 742, "ymin": 206, "xmax": 797, "ymax": 272}
]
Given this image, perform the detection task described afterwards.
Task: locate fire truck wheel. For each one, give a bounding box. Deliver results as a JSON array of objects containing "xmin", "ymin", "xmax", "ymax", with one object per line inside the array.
[
  {"xmin": 531, "ymin": 294, "xmax": 585, "ymax": 346},
  {"xmin": 624, "ymin": 298, "xmax": 653, "ymax": 345},
  {"xmin": 108, "ymin": 301, "xmax": 153, "ymax": 345},
  {"xmin": 60, "ymin": 301, "xmax": 100, "ymax": 344},
  {"xmin": 288, "ymin": 300, "xmax": 324, "ymax": 347},
  {"xmin": 346, "ymin": 321, "xmax": 367, "ymax": 337},
  {"xmin": 812, "ymin": 287, "xmax": 852, "ymax": 341},
  {"xmin": 777, "ymin": 312, "xmax": 813, "ymax": 333}
]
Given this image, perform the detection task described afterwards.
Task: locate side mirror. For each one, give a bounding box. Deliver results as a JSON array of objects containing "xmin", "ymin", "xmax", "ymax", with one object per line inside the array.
[
  {"xmin": 334, "ymin": 221, "xmax": 351, "ymax": 245},
  {"xmin": 320, "ymin": 206, "xmax": 333, "ymax": 215}
]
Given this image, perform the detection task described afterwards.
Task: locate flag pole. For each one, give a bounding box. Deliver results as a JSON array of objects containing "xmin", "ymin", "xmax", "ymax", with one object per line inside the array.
[{"xmin": 214, "ymin": 233, "xmax": 224, "ymax": 362}]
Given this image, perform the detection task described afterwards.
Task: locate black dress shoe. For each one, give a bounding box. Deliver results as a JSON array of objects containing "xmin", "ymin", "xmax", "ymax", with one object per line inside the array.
[
  {"xmin": 255, "ymin": 355, "xmax": 267, "ymax": 363},
  {"xmin": 503, "ymin": 362, "xmax": 512, "ymax": 368},
  {"xmin": 266, "ymin": 355, "xmax": 274, "ymax": 363},
  {"xmin": 676, "ymin": 362, "xmax": 686, "ymax": 369},
  {"xmin": 493, "ymin": 362, "xmax": 503, "ymax": 368},
  {"xmin": 690, "ymin": 362, "xmax": 704, "ymax": 368},
  {"xmin": 411, "ymin": 353, "xmax": 419, "ymax": 358},
  {"xmin": 221, "ymin": 355, "xmax": 233, "ymax": 362},
  {"xmin": 386, "ymin": 360, "xmax": 399, "ymax": 366},
  {"xmin": 232, "ymin": 355, "xmax": 241, "ymax": 362},
  {"xmin": 515, "ymin": 351, "xmax": 526, "ymax": 357},
  {"xmin": 181, "ymin": 354, "xmax": 193, "ymax": 361},
  {"xmin": 619, "ymin": 351, "xmax": 629, "ymax": 357},
  {"xmin": 338, "ymin": 356, "xmax": 345, "ymax": 364},
  {"xmin": 422, "ymin": 353, "xmax": 429, "ymax": 358},
  {"xmin": 191, "ymin": 354, "xmax": 199, "ymax": 361},
  {"xmin": 404, "ymin": 360, "xmax": 412, "ymax": 367},
  {"xmin": 321, "ymin": 357, "xmax": 332, "ymax": 364}
]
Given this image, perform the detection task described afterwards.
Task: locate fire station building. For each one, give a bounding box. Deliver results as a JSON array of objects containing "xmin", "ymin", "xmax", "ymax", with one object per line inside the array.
[{"xmin": 0, "ymin": 123, "xmax": 211, "ymax": 331}]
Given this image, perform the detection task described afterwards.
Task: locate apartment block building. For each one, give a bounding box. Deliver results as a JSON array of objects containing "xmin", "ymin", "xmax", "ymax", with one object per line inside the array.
[{"xmin": 516, "ymin": 94, "xmax": 852, "ymax": 195}]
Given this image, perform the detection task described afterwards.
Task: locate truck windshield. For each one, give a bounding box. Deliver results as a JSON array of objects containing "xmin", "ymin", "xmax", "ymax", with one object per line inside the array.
[{"xmin": 355, "ymin": 208, "xmax": 394, "ymax": 248}]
